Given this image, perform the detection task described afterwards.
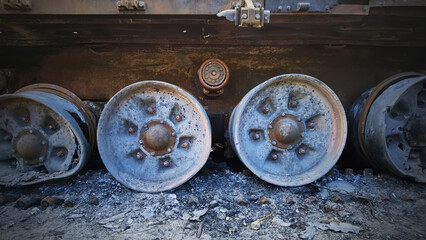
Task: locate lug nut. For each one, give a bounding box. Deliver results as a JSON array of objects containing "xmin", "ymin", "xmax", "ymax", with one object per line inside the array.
[
  {"xmin": 57, "ymin": 151, "xmax": 64, "ymax": 158},
  {"xmin": 175, "ymin": 115, "xmax": 182, "ymax": 122},
  {"xmin": 298, "ymin": 148, "xmax": 306, "ymax": 155},
  {"xmin": 171, "ymin": 132, "xmax": 176, "ymax": 137},
  {"xmin": 139, "ymin": 140, "xmax": 143, "ymax": 144},
  {"xmin": 253, "ymin": 133, "xmax": 260, "ymax": 140},
  {"xmin": 271, "ymin": 154, "xmax": 278, "ymax": 160},
  {"xmin": 181, "ymin": 142, "xmax": 189, "ymax": 149},
  {"xmin": 242, "ymin": 13, "xmax": 248, "ymax": 19},
  {"xmin": 272, "ymin": 141, "xmax": 277, "ymax": 145},
  {"xmin": 281, "ymin": 113, "xmax": 286, "ymax": 117},
  {"xmin": 163, "ymin": 160, "xmax": 170, "ymax": 167},
  {"xmin": 167, "ymin": 148, "xmax": 172, "ymax": 153},
  {"xmin": 262, "ymin": 107, "xmax": 270, "ymax": 114},
  {"xmin": 307, "ymin": 122, "xmax": 314, "ymax": 129},
  {"xmin": 128, "ymin": 127, "xmax": 135, "ymax": 134},
  {"xmin": 147, "ymin": 107, "xmax": 155, "ymax": 114},
  {"xmin": 136, "ymin": 151, "xmax": 144, "ymax": 160}
]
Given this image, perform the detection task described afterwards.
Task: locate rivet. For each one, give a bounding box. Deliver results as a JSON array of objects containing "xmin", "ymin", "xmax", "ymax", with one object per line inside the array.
[
  {"xmin": 128, "ymin": 128, "xmax": 135, "ymax": 134},
  {"xmin": 163, "ymin": 160, "xmax": 170, "ymax": 167},
  {"xmin": 181, "ymin": 142, "xmax": 189, "ymax": 149},
  {"xmin": 272, "ymin": 141, "xmax": 277, "ymax": 145},
  {"xmin": 298, "ymin": 148, "xmax": 306, "ymax": 155},
  {"xmin": 139, "ymin": 140, "xmax": 143, "ymax": 144},
  {"xmin": 288, "ymin": 145, "xmax": 293, "ymax": 150},
  {"xmin": 57, "ymin": 151, "xmax": 64, "ymax": 158},
  {"xmin": 271, "ymin": 154, "xmax": 278, "ymax": 160},
  {"xmin": 136, "ymin": 151, "xmax": 144, "ymax": 160},
  {"xmin": 262, "ymin": 107, "xmax": 269, "ymax": 114},
  {"xmin": 253, "ymin": 133, "xmax": 260, "ymax": 140},
  {"xmin": 167, "ymin": 148, "xmax": 172, "ymax": 153},
  {"xmin": 147, "ymin": 107, "xmax": 155, "ymax": 114},
  {"xmin": 278, "ymin": 5, "xmax": 283, "ymax": 11},
  {"xmin": 286, "ymin": 5, "xmax": 291, "ymax": 11},
  {"xmin": 255, "ymin": 13, "xmax": 260, "ymax": 19},
  {"xmin": 160, "ymin": 120, "xmax": 164, "ymax": 124},
  {"xmin": 242, "ymin": 13, "xmax": 248, "ymax": 19},
  {"xmin": 143, "ymin": 124, "xmax": 148, "ymax": 128},
  {"xmin": 281, "ymin": 113, "xmax": 286, "ymax": 117},
  {"xmin": 175, "ymin": 115, "xmax": 182, "ymax": 122}
]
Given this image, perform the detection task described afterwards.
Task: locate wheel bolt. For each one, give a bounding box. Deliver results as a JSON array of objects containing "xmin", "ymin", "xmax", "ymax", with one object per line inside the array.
[
  {"xmin": 147, "ymin": 107, "xmax": 155, "ymax": 114},
  {"xmin": 167, "ymin": 148, "xmax": 172, "ymax": 153},
  {"xmin": 253, "ymin": 133, "xmax": 260, "ymax": 140},
  {"xmin": 3, "ymin": 135, "xmax": 12, "ymax": 142},
  {"xmin": 298, "ymin": 148, "xmax": 306, "ymax": 155},
  {"xmin": 272, "ymin": 141, "xmax": 277, "ymax": 145},
  {"xmin": 271, "ymin": 154, "xmax": 278, "ymax": 160},
  {"xmin": 307, "ymin": 122, "xmax": 314, "ymax": 129},
  {"xmin": 48, "ymin": 125, "xmax": 55, "ymax": 130},
  {"xmin": 262, "ymin": 107, "xmax": 270, "ymax": 114},
  {"xmin": 175, "ymin": 115, "xmax": 182, "ymax": 122},
  {"xmin": 128, "ymin": 127, "xmax": 135, "ymax": 134},
  {"xmin": 139, "ymin": 140, "xmax": 143, "ymax": 144},
  {"xmin": 268, "ymin": 125, "xmax": 273, "ymax": 129},
  {"xmin": 57, "ymin": 151, "xmax": 64, "ymax": 158},
  {"xmin": 171, "ymin": 132, "xmax": 176, "ymax": 137},
  {"xmin": 289, "ymin": 100, "xmax": 297, "ymax": 108},
  {"xmin": 281, "ymin": 113, "xmax": 286, "ymax": 117},
  {"xmin": 163, "ymin": 160, "xmax": 170, "ymax": 167},
  {"xmin": 181, "ymin": 142, "xmax": 189, "ymax": 149},
  {"xmin": 136, "ymin": 151, "xmax": 144, "ymax": 160}
]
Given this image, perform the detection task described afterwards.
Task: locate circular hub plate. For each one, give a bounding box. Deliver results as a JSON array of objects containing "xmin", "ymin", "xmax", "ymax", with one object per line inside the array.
[
  {"xmin": 365, "ymin": 75, "xmax": 426, "ymax": 182},
  {"xmin": 198, "ymin": 59, "xmax": 229, "ymax": 90},
  {"xmin": 97, "ymin": 81, "xmax": 211, "ymax": 193},
  {"xmin": 0, "ymin": 92, "xmax": 89, "ymax": 185},
  {"xmin": 229, "ymin": 74, "xmax": 347, "ymax": 187}
]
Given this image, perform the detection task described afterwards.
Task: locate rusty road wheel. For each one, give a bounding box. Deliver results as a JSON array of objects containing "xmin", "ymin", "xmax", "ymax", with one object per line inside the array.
[
  {"xmin": 0, "ymin": 89, "xmax": 90, "ymax": 186},
  {"xmin": 363, "ymin": 75, "xmax": 426, "ymax": 182},
  {"xmin": 97, "ymin": 81, "xmax": 211, "ymax": 193},
  {"xmin": 229, "ymin": 74, "xmax": 347, "ymax": 187}
]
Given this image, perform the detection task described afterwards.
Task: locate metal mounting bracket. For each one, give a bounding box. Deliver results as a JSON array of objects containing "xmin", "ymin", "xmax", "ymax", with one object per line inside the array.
[{"xmin": 217, "ymin": 0, "xmax": 270, "ymax": 28}]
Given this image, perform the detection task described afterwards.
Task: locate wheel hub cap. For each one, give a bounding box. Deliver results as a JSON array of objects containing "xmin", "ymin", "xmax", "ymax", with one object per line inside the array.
[{"xmin": 269, "ymin": 114, "xmax": 304, "ymax": 149}]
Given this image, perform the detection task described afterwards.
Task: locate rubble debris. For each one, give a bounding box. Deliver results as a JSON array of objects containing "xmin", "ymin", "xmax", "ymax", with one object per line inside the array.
[
  {"xmin": 250, "ymin": 211, "xmax": 274, "ymax": 230},
  {"xmin": 314, "ymin": 221, "xmax": 363, "ymax": 234},
  {"xmin": 88, "ymin": 196, "xmax": 100, "ymax": 205},
  {"xmin": 400, "ymin": 194, "xmax": 414, "ymax": 201},
  {"xmin": 242, "ymin": 169, "xmax": 252, "ymax": 176},
  {"xmin": 344, "ymin": 168, "xmax": 354, "ymax": 176},
  {"xmin": 190, "ymin": 208, "xmax": 208, "ymax": 221},
  {"xmin": 286, "ymin": 196, "xmax": 296, "ymax": 205},
  {"xmin": 63, "ymin": 200, "xmax": 75, "ymax": 207},
  {"xmin": 326, "ymin": 180, "xmax": 356, "ymax": 194},
  {"xmin": 196, "ymin": 221, "xmax": 204, "ymax": 238},
  {"xmin": 332, "ymin": 195, "xmax": 344, "ymax": 204},
  {"xmin": 99, "ymin": 211, "xmax": 129, "ymax": 225},
  {"xmin": 67, "ymin": 214, "xmax": 84, "ymax": 219},
  {"xmin": 15, "ymin": 196, "xmax": 43, "ymax": 210},
  {"xmin": 236, "ymin": 197, "xmax": 248, "ymax": 206},
  {"xmin": 300, "ymin": 225, "xmax": 316, "ymax": 240},
  {"xmin": 188, "ymin": 196, "xmax": 200, "ymax": 206},
  {"xmin": 271, "ymin": 216, "xmax": 298, "ymax": 227}
]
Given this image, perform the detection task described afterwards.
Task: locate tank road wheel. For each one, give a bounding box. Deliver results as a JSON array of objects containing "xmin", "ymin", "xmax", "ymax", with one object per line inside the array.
[
  {"xmin": 97, "ymin": 81, "xmax": 211, "ymax": 193},
  {"xmin": 0, "ymin": 85, "xmax": 91, "ymax": 186},
  {"xmin": 363, "ymin": 74, "xmax": 426, "ymax": 182},
  {"xmin": 229, "ymin": 74, "xmax": 347, "ymax": 187}
]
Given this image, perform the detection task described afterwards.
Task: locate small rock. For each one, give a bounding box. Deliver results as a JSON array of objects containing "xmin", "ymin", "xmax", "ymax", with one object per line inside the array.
[
  {"xmin": 217, "ymin": 212, "xmax": 226, "ymax": 220},
  {"xmin": 314, "ymin": 221, "xmax": 363, "ymax": 234},
  {"xmin": 67, "ymin": 214, "xmax": 84, "ymax": 219},
  {"xmin": 99, "ymin": 211, "xmax": 128, "ymax": 225},
  {"xmin": 30, "ymin": 207, "xmax": 41, "ymax": 215},
  {"xmin": 332, "ymin": 195, "xmax": 344, "ymax": 204},
  {"xmin": 88, "ymin": 197, "xmax": 100, "ymax": 206},
  {"xmin": 363, "ymin": 168, "xmax": 373, "ymax": 177},
  {"xmin": 141, "ymin": 206, "xmax": 155, "ymax": 220},
  {"xmin": 307, "ymin": 196, "xmax": 316, "ymax": 203},
  {"xmin": 326, "ymin": 168, "xmax": 337, "ymax": 177},
  {"xmin": 165, "ymin": 210, "xmax": 174, "ymax": 217},
  {"xmin": 250, "ymin": 220, "xmax": 261, "ymax": 230},
  {"xmin": 209, "ymin": 200, "xmax": 219, "ymax": 208},
  {"xmin": 318, "ymin": 189, "xmax": 330, "ymax": 199},
  {"xmin": 326, "ymin": 180, "xmax": 356, "ymax": 194},
  {"xmin": 300, "ymin": 225, "xmax": 316, "ymax": 240},
  {"xmin": 236, "ymin": 197, "xmax": 248, "ymax": 206},
  {"xmin": 182, "ymin": 212, "xmax": 191, "ymax": 221},
  {"xmin": 344, "ymin": 168, "xmax": 354, "ymax": 176},
  {"xmin": 188, "ymin": 196, "xmax": 199, "ymax": 206},
  {"xmin": 259, "ymin": 196, "xmax": 271, "ymax": 205},
  {"xmin": 380, "ymin": 194, "xmax": 390, "ymax": 202},
  {"xmin": 286, "ymin": 196, "xmax": 295, "ymax": 205},
  {"xmin": 271, "ymin": 216, "xmax": 297, "ymax": 227},
  {"xmin": 324, "ymin": 201, "xmax": 340, "ymax": 212},
  {"xmin": 242, "ymin": 169, "xmax": 252, "ymax": 176}
]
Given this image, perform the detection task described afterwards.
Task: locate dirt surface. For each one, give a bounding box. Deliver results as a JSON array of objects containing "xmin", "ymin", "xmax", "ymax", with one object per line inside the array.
[{"xmin": 0, "ymin": 159, "xmax": 425, "ymax": 240}]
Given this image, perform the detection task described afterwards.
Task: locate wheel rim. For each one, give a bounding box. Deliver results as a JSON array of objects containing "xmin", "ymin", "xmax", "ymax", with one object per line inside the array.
[
  {"xmin": 365, "ymin": 75, "xmax": 426, "ymax": 182},
  {"xmin": 229, "ymin": 74, "xmax": 347, "ymax": 186},
  {"xmin": 97, "ymin": 81, "xmax": 211, "ymax": 193},
  {"xmin": 0, "ymin": 91, "xmax": 89, "ymax": 185}
]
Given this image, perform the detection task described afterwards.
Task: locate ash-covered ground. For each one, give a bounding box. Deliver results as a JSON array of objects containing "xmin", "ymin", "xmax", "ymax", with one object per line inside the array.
[{"xmin": 0, "ymin": 158, "xmax": 425, "ymax": 240}]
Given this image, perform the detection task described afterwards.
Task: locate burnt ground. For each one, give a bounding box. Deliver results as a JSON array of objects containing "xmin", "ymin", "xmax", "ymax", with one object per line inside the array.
[{"xmin": 0, "ymin": 157, "xmax": 425, "ymax": 240}]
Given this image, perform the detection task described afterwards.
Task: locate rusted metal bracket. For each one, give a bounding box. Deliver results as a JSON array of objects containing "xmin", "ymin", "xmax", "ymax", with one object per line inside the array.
[
  {"xmin": 217, "ymin": 0, "xmax": 270, "ymax": 28},
  {"xmin": 3, "ymin": 0, "xmax": 31, "ymax": 10},
  {"xmin": 117, "ymin": 0, "xmax": 145, "ymax": 11}
]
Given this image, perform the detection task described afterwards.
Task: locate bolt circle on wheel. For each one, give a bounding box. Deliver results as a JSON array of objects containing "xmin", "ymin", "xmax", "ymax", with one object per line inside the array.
[
  {"xmin": 0, "ymin": 88, "xmax": 90, "ymax": 186},
  {"xmin": 97, "ymin": 81, "xmax": 212, "ymax": 193},
  {"xmin": 229, "ymin": 74, "xmax": 347, "ymax": 187}
]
